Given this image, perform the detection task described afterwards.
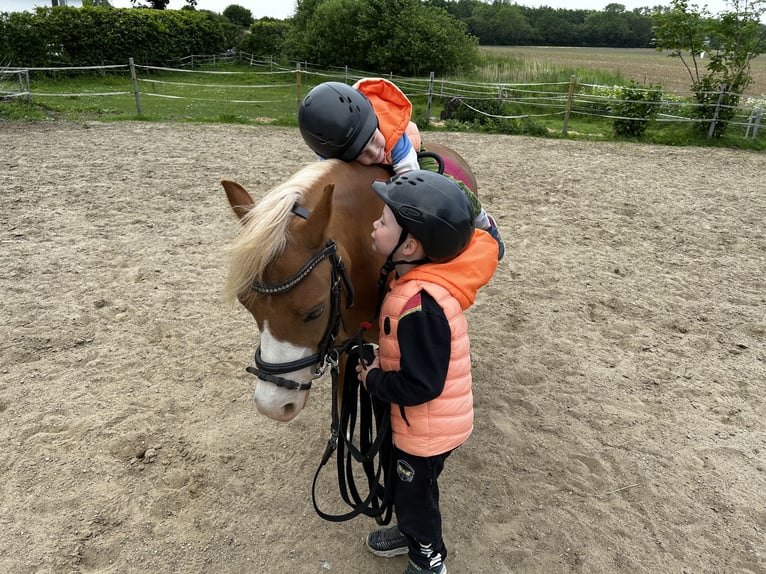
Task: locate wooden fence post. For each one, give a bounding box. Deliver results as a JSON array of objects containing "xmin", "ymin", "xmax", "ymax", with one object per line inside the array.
[
  {"xmin": 129, "ymin": 58, "xmax": 142, "ymax": 115},
  {"xmin": 425, "ymin": 71, "xmax": 434, "ymax": 128},
  {"xmin": 707, "ymin": 83, "xmax": 727, "ymax": 139},
  {"xmin": 562, "ymin": 74, "xmax": 577, "ymax": 135}
]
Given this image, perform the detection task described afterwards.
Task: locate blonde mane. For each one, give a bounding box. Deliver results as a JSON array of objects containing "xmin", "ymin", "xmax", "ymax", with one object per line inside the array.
[{"xmin": 224, "ymin": 161, "xmax": 341, "ymax": 302}]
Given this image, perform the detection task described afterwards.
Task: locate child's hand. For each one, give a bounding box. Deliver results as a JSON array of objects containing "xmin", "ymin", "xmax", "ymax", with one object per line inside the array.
[{"xmin": 355, "ymin": 344, "xmax": 379, "ymax": 387}]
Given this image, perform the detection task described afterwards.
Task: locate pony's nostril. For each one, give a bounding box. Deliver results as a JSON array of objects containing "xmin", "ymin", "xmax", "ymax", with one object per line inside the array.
[{"xmin": 282, "ymin": 403, "xmax": 297, "ymax": 418}]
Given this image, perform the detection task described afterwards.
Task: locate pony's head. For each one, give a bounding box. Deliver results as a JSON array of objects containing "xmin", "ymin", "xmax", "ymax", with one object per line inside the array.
[{"xmin": 223, "ymin": 161, "xmax": 359, "ymax": 421}]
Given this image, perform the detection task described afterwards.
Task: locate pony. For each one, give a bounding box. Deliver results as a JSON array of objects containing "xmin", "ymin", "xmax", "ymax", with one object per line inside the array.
[{"xmin": 222, "ymin": 144, "xmax": 477, "ymax": 423}]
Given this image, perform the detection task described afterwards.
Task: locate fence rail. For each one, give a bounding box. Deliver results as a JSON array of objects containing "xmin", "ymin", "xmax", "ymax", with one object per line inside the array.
[{"xmin": 3, "ymin": 52, "xmax": 765, "ymax": 141}]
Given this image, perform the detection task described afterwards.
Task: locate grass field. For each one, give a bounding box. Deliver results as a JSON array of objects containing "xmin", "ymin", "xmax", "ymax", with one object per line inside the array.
[
  {"xmin": 481, "ymin": 46, "xmax": 766, "ymax": 98},
  {"xmin": 2, "ymin": 47, "xmax": 765, "ymax": 148}
]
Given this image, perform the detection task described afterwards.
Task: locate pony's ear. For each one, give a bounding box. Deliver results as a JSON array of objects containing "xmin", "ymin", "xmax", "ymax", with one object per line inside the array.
[
  {"xmin": 221, "ymin": 180, "xmax": 255, "ymax": 222},
  {"xmin": 300, "ymin": 183, "xmax": 334, "ymax": 247}
]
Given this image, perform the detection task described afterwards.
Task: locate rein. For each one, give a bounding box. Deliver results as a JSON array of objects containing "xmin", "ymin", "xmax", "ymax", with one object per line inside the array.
[
  {"xmin": 312, "ymin": 337, "xmax": 394, "ymax": 525},
  {"xmin": 242, "ymin": 218, "xmax": 394, "ymax": 524}
]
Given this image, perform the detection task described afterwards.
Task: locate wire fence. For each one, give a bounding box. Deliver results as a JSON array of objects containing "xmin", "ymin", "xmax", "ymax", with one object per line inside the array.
[{"xmin": 3, "ymin": 52, "xmax": 765, "ymax": 140}]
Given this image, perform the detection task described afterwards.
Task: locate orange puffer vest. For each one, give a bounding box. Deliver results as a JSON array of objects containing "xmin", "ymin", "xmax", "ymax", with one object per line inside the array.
[{"xmin": 378, "ymin": 279, "xmax": 473, "ymax": 457}]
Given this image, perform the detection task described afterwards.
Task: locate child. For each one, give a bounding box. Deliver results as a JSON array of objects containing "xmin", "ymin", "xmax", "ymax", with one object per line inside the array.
[
  {"xmin": 298, "ymin": 78, "xmax": 505, "ymax": 260},
  {"xmin": 355, "ymin": 170, "xmax": 498, "ymax": 574}
]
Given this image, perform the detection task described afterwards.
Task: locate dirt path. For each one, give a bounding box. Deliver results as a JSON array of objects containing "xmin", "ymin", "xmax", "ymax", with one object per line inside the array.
[{"xmin": 1, "ymin": 121, "xmax": 764, "ymax": 574}]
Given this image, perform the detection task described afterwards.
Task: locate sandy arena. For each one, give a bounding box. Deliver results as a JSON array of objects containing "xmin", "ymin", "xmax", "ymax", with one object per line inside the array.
[{"xmin": 1, "ymin": 121, "xmax": 764, "ymax": 574}]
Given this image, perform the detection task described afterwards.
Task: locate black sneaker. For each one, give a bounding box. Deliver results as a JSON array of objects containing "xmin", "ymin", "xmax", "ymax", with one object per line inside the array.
[
  {"xmin": 366, "ymin": 524, "xmax": 408, "ymax": 557},
  {"xmin": 487, "ymin": 215, "xmax": 505, "ymax": 261},
  {"xmin": 402, "ymin": 559, "xmax": 447, "ymax": 574}
]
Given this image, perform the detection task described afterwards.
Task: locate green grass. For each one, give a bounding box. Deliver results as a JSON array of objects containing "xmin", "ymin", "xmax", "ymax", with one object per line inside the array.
[
  {"xmin": 2, "ymin": 57, "xmax": 764, "ymax": 150},
  {"xmin": 1, "ymin": 66, "xmax": 304, "ymax": 123},
  {"xmin": 468, "ymin": 48, "xmax": 629, "ymax": 86}
]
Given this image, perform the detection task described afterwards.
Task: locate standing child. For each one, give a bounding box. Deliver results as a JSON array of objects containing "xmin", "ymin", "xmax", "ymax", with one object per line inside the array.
[
  {"xmin": 356, "ymin": 170, "xmax": 498, "ymax": 574},
  {"xmin": 298, "ymin": 78, "xmax": 505, "ymax": 260}
]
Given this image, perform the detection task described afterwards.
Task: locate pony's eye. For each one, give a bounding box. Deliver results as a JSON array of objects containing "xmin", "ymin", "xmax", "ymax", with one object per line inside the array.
[{"xmin": 303, "ymin": 305, "xmax": 325, "ymax": 322}]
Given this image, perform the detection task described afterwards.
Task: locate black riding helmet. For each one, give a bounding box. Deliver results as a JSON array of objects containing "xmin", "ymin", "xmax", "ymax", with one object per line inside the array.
[
  {"xmin": 372, "ymin": 170, "xmax": 475, "ymax": 261},
  {"xmin": 298, "ymin": 82, "xmax": 378, "ymax": 162}
]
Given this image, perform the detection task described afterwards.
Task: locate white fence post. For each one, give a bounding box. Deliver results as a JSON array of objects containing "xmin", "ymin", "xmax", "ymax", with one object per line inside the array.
[
  {"xmin": 752, "ymin": 110, "xmax": 762, "ymax": 139},
  {"xmin": 425, "ymin": 71, "xmax": 434, "ymax": 127}
]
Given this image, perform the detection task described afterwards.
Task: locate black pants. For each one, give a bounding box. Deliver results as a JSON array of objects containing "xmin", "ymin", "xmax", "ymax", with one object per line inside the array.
[{"xmin": 393, "ymin": 446, "xmax": 453, "ymax": 571}]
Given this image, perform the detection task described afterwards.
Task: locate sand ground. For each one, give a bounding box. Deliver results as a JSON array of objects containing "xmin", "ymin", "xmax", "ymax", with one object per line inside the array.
[{"xmin": 1, "ymin": 121, "xmax": 764, "ymax": 574}]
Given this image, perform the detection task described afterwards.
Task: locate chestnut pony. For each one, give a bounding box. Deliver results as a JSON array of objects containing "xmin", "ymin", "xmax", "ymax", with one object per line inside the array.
[{"xmin": 223, "ymin": 144, "xmax": 477, "ymax": 423}]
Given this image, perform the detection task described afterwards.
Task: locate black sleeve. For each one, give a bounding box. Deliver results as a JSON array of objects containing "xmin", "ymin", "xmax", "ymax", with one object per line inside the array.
[{"xmin": 366, "ymin": 290, "xmax": 451, "ymax": 406}]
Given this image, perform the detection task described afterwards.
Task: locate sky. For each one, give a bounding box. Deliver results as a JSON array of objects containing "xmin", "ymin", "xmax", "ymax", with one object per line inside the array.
[
  {"xmin": 2, "ymin": 0, "xmax": 295, "ymax": 17},
  {"xmin": 1, "ymin": 0, "xmax": 739, "ymax": 19}
]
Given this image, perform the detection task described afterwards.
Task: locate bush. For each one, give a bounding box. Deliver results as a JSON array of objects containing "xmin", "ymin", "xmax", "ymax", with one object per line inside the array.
[
  {"xmin": 0, "ymin": 6, "xmax": 234, "ymax": 67},
  {"xmin": 692, "ymin": 77, "xmax": 741, "ymax": 139},
  {"xmin": 586, "ymin": 84, "xmax": 621, "ymax": 115},
  {"xmin": 240, "ymin": 19, "xmax": 290, "ymax": 56},
  {"xmin": 612, "ymin": 81, "xmax": 661, "ymax": 138},
  {"xmin": 439, "ymin": 96, "xmax": 504, "ymax": 125}
]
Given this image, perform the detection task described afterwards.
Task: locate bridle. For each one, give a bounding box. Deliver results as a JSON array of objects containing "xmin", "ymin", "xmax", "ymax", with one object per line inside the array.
[
  {"xmin": 239, "ymin": 152, "xmax": 456, "ymax": 524},
  {"xmin": 245, "ymin": 237, "xmax": 355, "ymax": 391},
  {"xmin": 242, "ymin": 204, "xmax": 395, "ymax": 526},
  {"xmin": 246, "ymin": 226, "xmax": 393, "ymax": 525}
]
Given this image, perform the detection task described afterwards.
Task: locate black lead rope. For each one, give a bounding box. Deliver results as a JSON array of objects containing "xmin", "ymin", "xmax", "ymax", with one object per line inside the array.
[
  {"xmin": 311, "ymin": 247, "xmax": 399, "ymax": 524},
  {"xmin": 312, "ymin": 340, "xmax": 394, "ymax": 525}
]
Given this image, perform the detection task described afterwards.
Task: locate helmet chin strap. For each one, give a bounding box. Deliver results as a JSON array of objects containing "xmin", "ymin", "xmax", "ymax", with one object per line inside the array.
[
  {"xmin": 391, "ymin": 256, "xmax": 430, "ymax": 266},
  {"xmin": 387, "ymin": 229, "xmax": 430, "ymax": 267},
  {"xmin": 374, "ymin": 229, "xmax": 428, "ymax": 318}
]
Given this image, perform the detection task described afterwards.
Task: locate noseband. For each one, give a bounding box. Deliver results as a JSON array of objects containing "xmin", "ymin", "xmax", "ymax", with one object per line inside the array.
[{"xmin": 245, "ymin": 238, "xmax": 355, "ymax": 391}]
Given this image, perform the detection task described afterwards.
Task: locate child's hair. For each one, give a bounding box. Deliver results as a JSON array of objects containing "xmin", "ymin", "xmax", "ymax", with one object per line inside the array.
[
  {"xmin": 372, "ymin": 170, "xmax": 475, "ymax": 261},
  {"xmin": 298, "ymin": 82, "xmax": 378, "ymax": 162}
]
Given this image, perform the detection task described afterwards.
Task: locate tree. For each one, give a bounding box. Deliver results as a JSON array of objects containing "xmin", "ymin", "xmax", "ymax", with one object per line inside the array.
[
  {"xmin": 651, "ymin": 0, "xmax": 766, "ymax": 137},
  {"xmin": 241, "ymin": 19, "xmax": 290, "ymax": 56},
  {"xmin": 223, "ymin": 4, "xmax": 254, "ymax": 27},
  {"xmin": 525, "ymin": 7, "xmax": 586, "ymax": 46},
  {"xmin": 382, "ymin": 1, "xmax": 479, "ymax": 75},
  {"xmin": 582, "ymin": 4, "xmax": 632, "ymax": 47},
  {"xmin": 287, "ymin": 0, "xmax": 478, "ymax": 75},
  {"xmin": 466, "ymin": 2, "xmax": 533, "ymax": 45}
]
